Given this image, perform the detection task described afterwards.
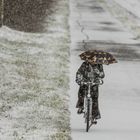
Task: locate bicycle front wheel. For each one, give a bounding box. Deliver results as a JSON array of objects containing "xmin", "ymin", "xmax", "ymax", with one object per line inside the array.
[{"xmin": 86, "ymin": 99, "xmax": 90, "ymax": 132}]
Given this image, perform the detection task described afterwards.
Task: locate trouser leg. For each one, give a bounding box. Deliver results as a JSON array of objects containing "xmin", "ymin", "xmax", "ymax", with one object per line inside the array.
[
  {"xmin": 91, "ymin": 86, "xmax": 101, "ymax": 119},
  {"xmin": 76, "ymin": 96, "xmax": 84, "ymax": 108},
  {"xmin": 76, "ymin": 86, "xmax": 87, "ymax": 108}
]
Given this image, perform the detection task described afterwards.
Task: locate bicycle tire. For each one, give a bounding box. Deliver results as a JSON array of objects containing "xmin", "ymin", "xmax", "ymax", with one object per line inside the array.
[{"xmin": 86, "ymin": 99, "xmax": 90, "ymax": 132}]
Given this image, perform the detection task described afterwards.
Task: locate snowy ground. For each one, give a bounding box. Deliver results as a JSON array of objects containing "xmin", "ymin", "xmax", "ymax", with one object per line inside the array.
[
  {"xmin": 104, "ymin": 0, "xmax": 140, "ymax": 39},
  {"xmin": 113, "ymin": 0, "xmax": 140, "ymax": 19},
  {"xmin": 69, "ymin": 0, "xmax": 140, "ymax": 139},
  {"xmin": 1, "ymin": 0, "xmax": 140, "ymax": 139},
  {"xmin": 0, "ymin": 0, "xmax": 70, "ymax": 139}
]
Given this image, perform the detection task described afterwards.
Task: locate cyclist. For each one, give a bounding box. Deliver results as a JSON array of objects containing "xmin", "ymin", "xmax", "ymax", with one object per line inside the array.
[{"xmin": 76, "ymin": 61, "xmax": 105, "ymax": 120}]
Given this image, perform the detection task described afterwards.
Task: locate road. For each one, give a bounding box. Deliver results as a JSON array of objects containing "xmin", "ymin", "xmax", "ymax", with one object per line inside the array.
[{"xmin": 69, "ymin": 0, "xmax": 140, "ymax": 139}]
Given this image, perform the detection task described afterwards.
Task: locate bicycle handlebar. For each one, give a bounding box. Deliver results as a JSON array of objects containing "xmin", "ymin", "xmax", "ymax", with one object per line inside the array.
[{"xmin": 82, "ymin": 79, "xmax": 103, "ymax": 85}]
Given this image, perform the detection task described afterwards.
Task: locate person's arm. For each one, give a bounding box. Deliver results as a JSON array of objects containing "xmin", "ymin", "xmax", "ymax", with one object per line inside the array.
[
  {"xmin": 76, "ymin": 62, "xmax": 87, "ymax": 85},
  {"xmin": 98, "ymin": 64, "xmax": 105, "ymax": 78}
]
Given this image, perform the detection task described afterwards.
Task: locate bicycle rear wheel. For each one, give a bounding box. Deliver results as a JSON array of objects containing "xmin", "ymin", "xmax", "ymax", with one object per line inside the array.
[{"xmin": 86, "ymin": 99, "xmax": 90, "ymax": 132}]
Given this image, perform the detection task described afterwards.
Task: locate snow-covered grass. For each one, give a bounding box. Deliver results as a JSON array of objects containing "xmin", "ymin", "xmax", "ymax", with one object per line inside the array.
[{"xmin": 0, "ymin": 0, "xmax": 71, "ymax": 139}]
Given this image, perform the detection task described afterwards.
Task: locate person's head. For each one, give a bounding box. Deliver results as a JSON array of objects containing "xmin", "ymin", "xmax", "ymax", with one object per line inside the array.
[{"xmin": 89, "ymin": 62, "xmax": 98, "ymax": 67}]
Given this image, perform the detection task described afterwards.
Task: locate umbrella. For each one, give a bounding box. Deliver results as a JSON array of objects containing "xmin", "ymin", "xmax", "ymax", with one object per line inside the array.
[{"xmin": 79, "ymin": 50, "xmax": 117, "ymax": 65}]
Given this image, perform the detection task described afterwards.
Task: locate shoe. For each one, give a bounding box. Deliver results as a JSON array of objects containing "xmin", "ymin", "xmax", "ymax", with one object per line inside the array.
[
  {"xmin": 77, "ymin": 107, "xmax": 84, "ymax": 114},
  {"xmin": 91, "ymin": 119, "xmax": 97, "ymax": 124},
  {"xmin": 95, "ymin": 114, "xmax": 101, "ymax": 119}
]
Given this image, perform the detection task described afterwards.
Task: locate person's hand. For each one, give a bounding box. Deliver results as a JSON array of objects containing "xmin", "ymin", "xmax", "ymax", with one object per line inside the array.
[
  {"xmin": 80, "ymin": 81, "xmax": 85, "ymax": 85},
  {"xmin": 80, "ymin": 81, "xmax": 87, "ymax": 85},
  {"xmin": 95, "ymin": 78, "xmax": 104, "ymax": 85}
]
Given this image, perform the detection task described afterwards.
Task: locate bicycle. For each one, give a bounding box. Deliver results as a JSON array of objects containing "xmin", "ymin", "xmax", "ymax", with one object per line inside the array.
[{"xmin": 83, "ymin": 79, "xmax": 103, "ymax": 132}]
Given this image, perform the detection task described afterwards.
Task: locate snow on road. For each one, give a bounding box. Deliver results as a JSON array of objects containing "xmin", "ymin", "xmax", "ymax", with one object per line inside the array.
[
  {"xmin": 113, "ymin": 0, "xmax": 140, "ymax": 19},
  {"xmin": 104, "ymin": 0, "xmax": 140, "ymax": 39},
  {"xmin": 69, "ymin": 0, "xmax": 140, "ymax": 140}
]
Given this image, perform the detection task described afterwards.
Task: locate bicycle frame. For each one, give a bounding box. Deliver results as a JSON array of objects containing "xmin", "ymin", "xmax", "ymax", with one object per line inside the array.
[
  {"xmin": 84, "ymin": 83, "xmax": 92, "ymax": 122},
  {"xmin": 83, "ymin": 82, "xmax": 93, "ymax": 132},
  {"xmin": 83, "ymin": 79, "xmax": 103, "ymax": 132}
]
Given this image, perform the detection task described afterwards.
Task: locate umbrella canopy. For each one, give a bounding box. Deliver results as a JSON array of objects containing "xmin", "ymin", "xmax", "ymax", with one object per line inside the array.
[{"xmin": 79, "ymin": 50, "xmax": 117, "ymax": 65}]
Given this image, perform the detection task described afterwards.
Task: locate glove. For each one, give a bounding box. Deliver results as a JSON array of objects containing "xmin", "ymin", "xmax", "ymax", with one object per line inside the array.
[
  {"xmin": 80, "ymin": 81, "xmax": 85, "ymax": 85},
  {"xmin": 80, "ymin": 80, "xmax": 88, "ymax": 85}
]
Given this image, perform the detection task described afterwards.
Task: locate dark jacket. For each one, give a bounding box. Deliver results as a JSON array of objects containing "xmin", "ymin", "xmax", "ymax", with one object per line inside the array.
[{"xmin": 76, "ymin": 62, "xmax": 105, "ymax": 85}]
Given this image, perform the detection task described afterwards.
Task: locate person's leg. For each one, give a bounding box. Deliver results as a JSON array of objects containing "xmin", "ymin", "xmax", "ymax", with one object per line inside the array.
[
  {"xmin": 76, "ymin": 85, "xmax": 87, "ymax": 114},
  {"xmin": 91, "ymin": 86, "xmax": 101, "ymax": 119}
]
